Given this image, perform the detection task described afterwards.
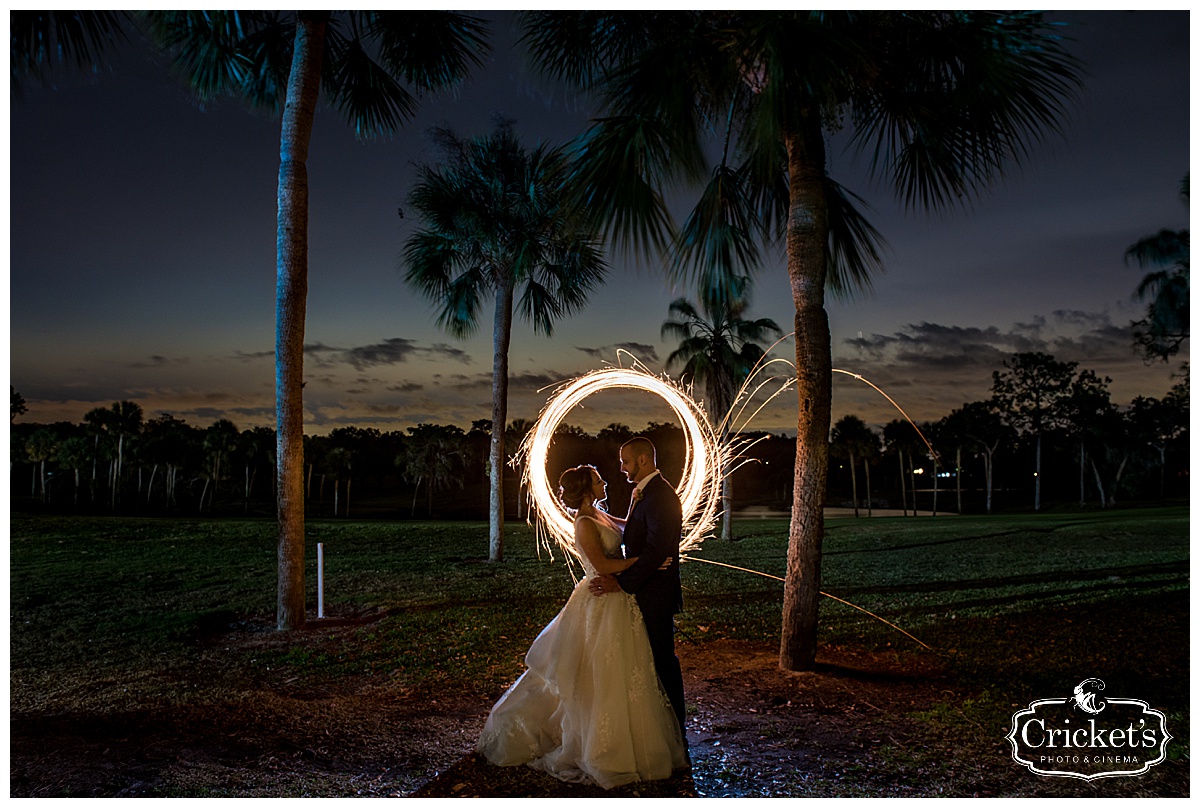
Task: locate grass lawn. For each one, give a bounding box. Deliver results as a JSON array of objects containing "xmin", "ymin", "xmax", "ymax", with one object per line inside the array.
[{"xmin": 10, "ymin": 507, "xmax": 1189, "ymax": 796}]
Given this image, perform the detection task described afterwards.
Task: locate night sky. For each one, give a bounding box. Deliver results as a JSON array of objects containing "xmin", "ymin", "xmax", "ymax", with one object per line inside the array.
[{"xmin": 9, "ymin": 11, "xmax": 1190, "ymax": 437}]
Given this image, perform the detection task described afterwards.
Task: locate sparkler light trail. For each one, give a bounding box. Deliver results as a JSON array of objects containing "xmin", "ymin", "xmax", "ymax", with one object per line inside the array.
[
  {"xmin": 517, "ymin": 360, "xmax": 727, "ymax": 567},
  {"xmin": 516, "ymin": 349, "xmax": 936, "ymax": 650}
]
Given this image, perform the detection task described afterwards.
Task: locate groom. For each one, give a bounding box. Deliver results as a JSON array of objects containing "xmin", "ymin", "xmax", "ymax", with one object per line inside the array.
[{"xmin": 589, "ymin": 436, "xmax": 688, "ymax": 748}]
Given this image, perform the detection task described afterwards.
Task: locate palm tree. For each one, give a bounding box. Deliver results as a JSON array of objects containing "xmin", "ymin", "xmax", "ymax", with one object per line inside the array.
[
  {"xmin": 829, "ymin": 415, "xmax": 879, "ymax": 518},
  {"xmin": 1126, "ymin": 175, "xmax": 1189, "ymax": 361},
  {"xmin": 144, "ymin": 11, "xmax": 489, "ymax": 629},
  {"xmin": 403, "ymin": 120, "xmax": 607, "ymax": 562},
  {"xmin": 661, "ymin": 279, "xmax": 781, "ymax": 539},
  {"xmin": 25, "ymin": 427, "xmax": 59, "ymax": 503},
  {"xmin": 10, "ymin": 11, "xmax": 128, "ymax": 95},
  {"xmin": 398, "ymin": 424, "xmax": 466, "ymax": 517},
  {"xmin": 108, "ymin": 400, "xmax": 144, "ymax": 510},
  {"xmin": 521, "ymin": 11, "xmax": 1080, "ymax": 670},
  {"xmin": 201, "ymin": 419, "xmax": 239, "ymax": 514}
]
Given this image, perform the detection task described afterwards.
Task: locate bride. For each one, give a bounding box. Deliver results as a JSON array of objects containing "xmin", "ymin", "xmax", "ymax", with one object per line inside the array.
[{"xmin": 476, "ymin": 465, "xmax": 687, "ymax": 788}]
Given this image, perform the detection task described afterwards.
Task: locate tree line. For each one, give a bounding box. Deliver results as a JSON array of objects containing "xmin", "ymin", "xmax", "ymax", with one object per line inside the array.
[{"xmin": 11, "ymin": 350, "xmax": 1187, "ymax": 519}]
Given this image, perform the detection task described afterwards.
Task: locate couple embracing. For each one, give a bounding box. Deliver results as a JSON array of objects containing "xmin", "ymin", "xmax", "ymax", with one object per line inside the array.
[{"xmin": 476, "ymin": 437, "xmax": 690, "ymax": 788}]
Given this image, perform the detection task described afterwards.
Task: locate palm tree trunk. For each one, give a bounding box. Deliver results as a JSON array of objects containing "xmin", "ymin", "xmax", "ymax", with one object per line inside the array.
[
  {"xmin": 955, "ymin": 446, "xmax": 962, "ymax": 514},
  {"xmin": 346, "ymin": 476, "xmax": 351, "ymax": 518},
  {"xmin": 1034, "ymin": 432, "xmax": 1042, "ymax": 511},
  {"xmin": 780, "ymin": 118, "xmax": 830, "ymax": 672},
  {"xmin": 1078, "ymin": 440, "xmax": 1086, "ymax": 507},
  {"xmin": 908, "ymin": 452, "xmax": 917, "ymax": 514},
  {"xmin": 864, "ymin": 457, "xmax": 872, "ymax": 517},
  {"xmin": 848, "ymin": 450, "xmax": 859, "ymax": 517},
  {"xmin": 147, "ymin": 464, "xmax": 158, "ymax": 506},
  {"xmin": 1090, "ymin": 457, "xmax": 1107, "ymax": 508},
  {"xmin": 275, "ymin": 12, "xmax": 328, "ymax": 632},
  {"xmin": 489, "ymin": 279, "xmax": 515, "ymax": 562},
  {"xmin": 897, "ymin": 451, "xmax": 907, "ymax": 516},
  {"xmin": 984, "ymin": 449, "xmax": 994, "ymax": 515},
  {"xmin": 74, "ymin": 468, "xmax": 80, "ymax": 507},
  {"xmin": 334, "ymin": 478, "xmax": 339, "ymax": 516},
  {"xmin": 931, "ymin": 455, "xmax": 938, "ymax": 517}
]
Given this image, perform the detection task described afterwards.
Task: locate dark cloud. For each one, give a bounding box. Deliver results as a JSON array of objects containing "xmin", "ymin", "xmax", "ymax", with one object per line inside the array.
[
  {"xmin": 344, "ymin": 338, "xmax": 471, "ymax": 370},
  {"xmin": 576, "ymin": 342, "xmax": 660, "ymax": 363},
  {"xmin": 387, "ymin": 382, "xmax": 425, "ymax": 393},
  {"xmin": 128, "ymin": 355, "xmax": 184, "ymax": 369}
]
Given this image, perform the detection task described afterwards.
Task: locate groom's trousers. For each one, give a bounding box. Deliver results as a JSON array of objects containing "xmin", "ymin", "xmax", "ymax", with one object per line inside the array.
[{"xmin": 643, "ymin": 609, "xmax": 687, "ymax": 746}]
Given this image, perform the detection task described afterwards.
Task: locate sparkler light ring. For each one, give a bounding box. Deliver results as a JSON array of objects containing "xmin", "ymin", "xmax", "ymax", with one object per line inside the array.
[{"xmin": 519, "ymin": 365, "xmax": 723, "ymax": 566}]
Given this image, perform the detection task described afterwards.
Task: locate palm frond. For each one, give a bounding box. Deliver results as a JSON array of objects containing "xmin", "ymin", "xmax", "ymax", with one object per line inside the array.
[
  {"xmin": 12, "ymin": 10, "xmax": 129, "ymax": 94},
  {"xmin": 671, "ymin": 163, "xmax": 764, "ymax": 306},
  {"xmin": 142, "ymin": 11, "xmax": 277, "ymax": 107},
  {"xmin": 1125, "ymin": 229, "xmax": 1189, "ymax": 271},
  {"xmin": 825, "ymin": 179, "xmax": 887, "ymax": 298},
  {"xmin": 566, "ymin": 116, "xmax": 677, "ymax": 256},
  {"xmin": 326, "ymin": 27, "xmax": 418, "ymax": 138},
  {"xmin": 366, "ymin": 11, "xmax": 489, "ymax": 91}
]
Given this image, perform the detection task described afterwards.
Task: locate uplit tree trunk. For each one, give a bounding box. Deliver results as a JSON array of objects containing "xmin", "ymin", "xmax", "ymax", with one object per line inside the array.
[
  {"xmin": 489, "ymin": 278, "xmax": 515, "ymax": 562},
  {"xmin": 780, "ymin": 117, "xmax": 830, "ymax": 672},
  {"xmin": 897, "ymin": 452, "xmax": 907, "ymax": 516},
  {"xmin": 955, "ymin": 446, "xmax": 962, "ymax": 514},
  {"xmin": 1078, "ymin": 441, "xmax": 1086, "ymax": 507},
  {"xmin": 276, "ymin": 12, "xmax": 328, "ymax": 632},
  {"xmin": 931, "ymin": 453, "xmax": 939, "ymax": 517}
]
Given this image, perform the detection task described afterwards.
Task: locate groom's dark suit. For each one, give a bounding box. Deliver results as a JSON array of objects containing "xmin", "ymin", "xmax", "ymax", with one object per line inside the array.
[{"xmin": 616, "ymin": 472, "xmax": 687, "ymax": 742}]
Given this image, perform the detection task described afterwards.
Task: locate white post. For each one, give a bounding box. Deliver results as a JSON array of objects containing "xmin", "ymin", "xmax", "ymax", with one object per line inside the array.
[{"xmin": 317, "ymin": 542, "xmax": 325, "ymax": 619}]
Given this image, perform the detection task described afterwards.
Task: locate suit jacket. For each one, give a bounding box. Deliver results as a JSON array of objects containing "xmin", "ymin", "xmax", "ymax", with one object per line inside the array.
[{"xmin": 615, "ymin": 473, "xmax": 683, "ymax": 616}]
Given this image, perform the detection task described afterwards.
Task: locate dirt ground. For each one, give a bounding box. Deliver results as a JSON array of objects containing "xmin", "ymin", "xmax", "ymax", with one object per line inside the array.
[{"xmin": 10, "ymin": 623, "xmax": 1188, "ymax": 798}]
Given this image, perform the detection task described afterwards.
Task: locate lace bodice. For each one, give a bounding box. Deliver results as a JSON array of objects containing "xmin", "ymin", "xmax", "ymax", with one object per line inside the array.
[{"xmin": 575, "ymin": 514, "xmax": 623, "ymax": 577}]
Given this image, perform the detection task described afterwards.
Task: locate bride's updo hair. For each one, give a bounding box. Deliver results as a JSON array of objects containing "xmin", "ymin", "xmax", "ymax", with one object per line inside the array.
[{"xmin": 558, "ymin": 465, "xmax": 596, "ymax": 509}]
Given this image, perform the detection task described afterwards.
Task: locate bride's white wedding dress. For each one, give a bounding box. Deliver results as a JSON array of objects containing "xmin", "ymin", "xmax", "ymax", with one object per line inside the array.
[{"xmin": 476, "ymin": 513, "xmax": 687, "ymax": 789}]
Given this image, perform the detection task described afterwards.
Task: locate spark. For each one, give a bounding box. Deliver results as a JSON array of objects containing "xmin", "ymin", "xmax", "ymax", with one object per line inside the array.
[{"xmin": 516, "ymin": 359, "xmax": 727, "ymax": 570}]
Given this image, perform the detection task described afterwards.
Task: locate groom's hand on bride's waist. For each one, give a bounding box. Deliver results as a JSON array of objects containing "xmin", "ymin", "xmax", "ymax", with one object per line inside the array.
[{"xmin": 588, "ymin": 574, "xmax": 621, "ymax": 596}]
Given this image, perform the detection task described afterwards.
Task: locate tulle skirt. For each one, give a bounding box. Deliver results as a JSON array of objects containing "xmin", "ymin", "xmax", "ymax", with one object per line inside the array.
[{"xmin": 476, "ymin": 577, "xmax": 686, "ymax": 789}]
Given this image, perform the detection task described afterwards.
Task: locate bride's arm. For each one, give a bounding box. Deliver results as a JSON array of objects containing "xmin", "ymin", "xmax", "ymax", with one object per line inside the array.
[{"xmin": 575, "ymin": 519, "xmax": 637, "ymax": 576}]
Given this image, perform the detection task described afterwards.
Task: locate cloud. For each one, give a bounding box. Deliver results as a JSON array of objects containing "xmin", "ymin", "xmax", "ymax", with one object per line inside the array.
[
  {"xmin": 129, "ymin": 355, "xmax": 189, "ymax": 369},
  {"xmin": 387, "ymin": 382, "xmax": 424, "ymax": 393},
  {"xmin": 576, "ymin": 342, "xmax": 660, "ymax": 363},
  {"xmin": 344, "ymin": 338, "xmax": 471, "ymax": 370}
]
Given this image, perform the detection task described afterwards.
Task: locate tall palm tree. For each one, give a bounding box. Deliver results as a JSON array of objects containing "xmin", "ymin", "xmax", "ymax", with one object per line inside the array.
[
  {"xmin": 521, "ymin": 11, "xmax": 1080, "ymax": 670},
  {"xmin": 144, "ymin": 11, "xmax": 489, "ymax": 629},
  {"xmin": 1125, "ymin": 175, "xmax": 1189, "ymax": 361},
  {"xmin": 661, "ymin": 279, "xmax": 781, "ymax": 539},
  {"xmin": 403, "ymin": 120, "xmax": 607, "ymax": 562}
]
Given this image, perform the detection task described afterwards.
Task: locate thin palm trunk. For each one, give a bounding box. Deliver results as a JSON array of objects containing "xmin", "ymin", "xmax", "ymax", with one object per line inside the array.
[
  {"xmin": 848, "ymin": 449, "xmax": 859, "ymax": 517},
  {"xmin": 1079, "ymin": 440, "xmax": 1086, "ymax": 507},
  {"xmin": 411, "ymin": 477, "xmax": 421, "ymax": 516},
  {"xmin": 489, "ymin": 279, "xmax": 515, "ymax": 562},
  {"xmin": 1034, "ymin": 432, "xmax": 1042, "ymax": 511},
  {"xmin": 276, "ymin": 12, "xmax": 327, "ymax": 632},
  {"xmin": 983, "ymin": 449, "xmax": 994, "ymax": 514},
  {"xmin": 863, "ymin": 457, "xmax": 872, "ymax": 517},
  {"xmin": 897, "ymin": 451, "xmax": 907, "ymax": 516},
  {"xmin": 148, "ymin": 464, "xmax": 158, "ymax": 506},
  {"xmin": 931, "ymin": 456, "xmax": 939, "ymax": 517},
  {"xmin": 780, "ymin": 119, "xmax": 831, "ymax": 672},
  {"xmin": 720, "ymin": 473, "xmax": 734, "ymax": 540},
  {"xmin": 955, "ymin": 446, "xmax": 962, "ymax": 514}
]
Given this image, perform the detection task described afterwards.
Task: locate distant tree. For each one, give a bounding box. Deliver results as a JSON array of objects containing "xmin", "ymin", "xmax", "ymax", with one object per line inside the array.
[
  {"xmin": 949, "ymin": 401, "xmax": 1012, "ymax": 515},
  {"xmin": 404, "ymin": 120, "xmax": 606, "ymax": 561},
  {"xmin": 829, "ymin": 415, "xmax": 879, "ymax": 517},
  {"xmin": 11, "ymin": 386, "xmax": 27, "ymax": 422},
  {"xmin": 883, "ymin": 419, "xmax": 923, "ymax": 516},
  {"xmin": 662, "ymin": 278, "xmax": 781, "ymax": 538},
  {"xmin": 142, "ymin": 414, "xmax": 196, "ymax": 508},
  {"xmin": 1126, "ymin": 175, "xmax": 1189, "ymax": 361},
  {"xmin": 1061, "ymin": 370, "xmax": 1113, "ymax": 507},
  {"xmin": 144, "ymin": 10, "xmax": 489, "ymax": 629},
  {"xmin": 505, "ymin": 418, "xmax": 536, "ymax": 520},
  {"xmin": 326, "ymin": 446, "xmax": 352, "ymax": 517},
  {"xmin": 200, "ymin": 419, "xmax": 239, "ymax": 514},
  {"xmin": 55, "ymin": 435, "xmax": 92, "ymax": 507},
  {"xmin": 107, "ymin": 400, "xmax": 144, "ymax": 509},
  {"xmin": 25, "ymin": 427, "xmax": 58, "ymax": 502},
  {"xmin": 399, "ymin": 423, "xmax": 465, "ymax": 517},
  {"xmin": 991, "ymin": 352, "xmax": 1077, "ymax": 511}
]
